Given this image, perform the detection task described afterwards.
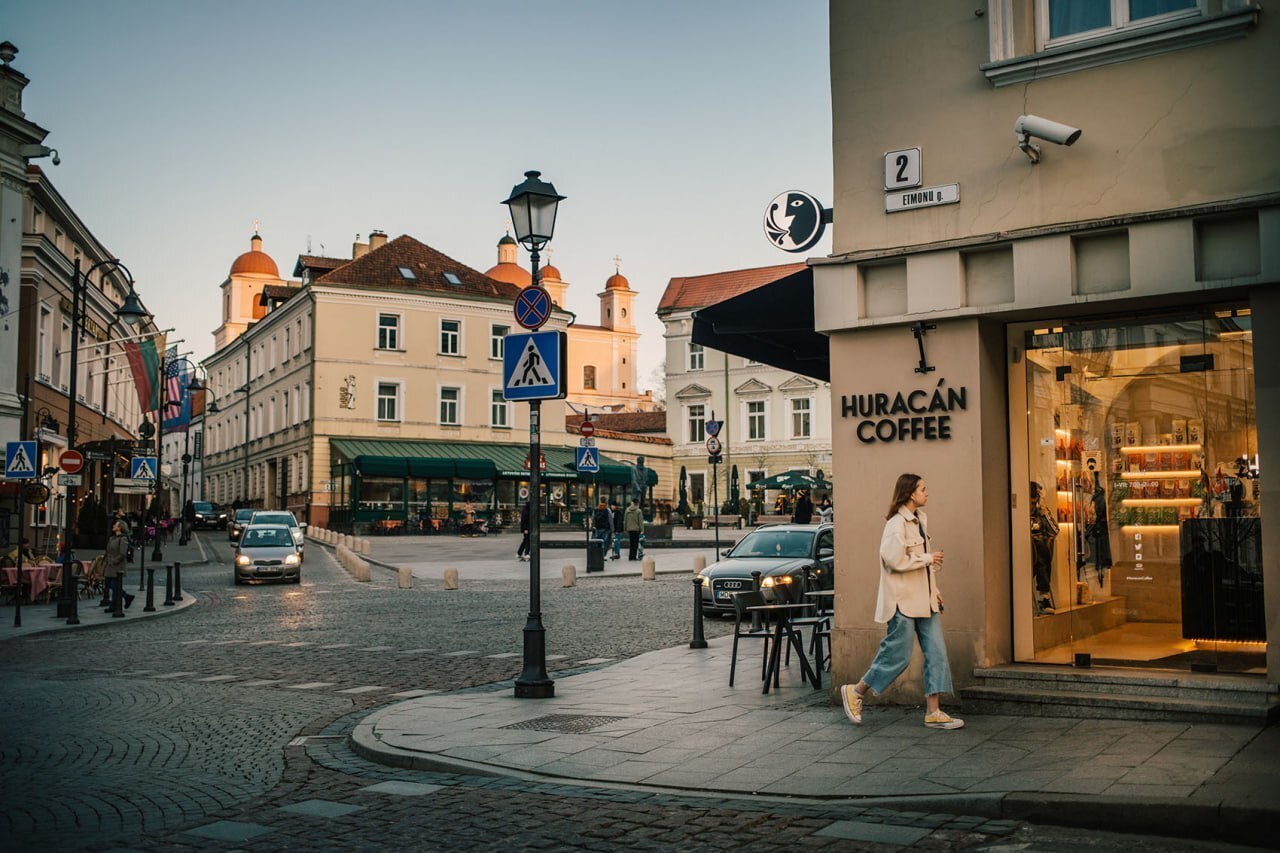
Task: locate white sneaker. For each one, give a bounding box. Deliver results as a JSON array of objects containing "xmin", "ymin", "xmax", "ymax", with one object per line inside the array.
[{"xmin": 841, "ymin": 685, "xmax": 863, "ymax": 724}]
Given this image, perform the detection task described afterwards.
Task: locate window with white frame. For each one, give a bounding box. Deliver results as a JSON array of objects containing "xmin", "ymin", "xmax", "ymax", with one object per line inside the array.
[
  {"xmin": 284, "ymin": 326, "xmax": 291, "ymax": 360},
  {"xmin": 58, "ymin": 319, "xmax": 71, "ymax": 388},
  {"xmin": 282, "ymin": 390, "xmax": 290, "ymax": 426},
  {"xmin": 688, "ymin": 342, "xmax": 704, "ymax": 371},
  {"xmin": 1043, "ymin": 0, "xmax": 1197, "ymax": 45},
  {"xmin": 747, "ymin": 400, "xmax": 766, "ymax": 440},
  {"xmin": 747, "ymin": 470, "xmax": 766, "ymax": 491},
  {"xmin": 687, "ymin": 404, "xmax": 706, "ymax": 443},
  {"xmin": 583, "ymin": 365, "xmax": 597, "ymax": 390},
  {"xmin": 790, "ymin": 397, "xmax": 811, "ymax": 439},
  {"xmin": 440, "ymin": 319, "xmax": 461, "ymax": 355},
  {"xmin": 377, "ymin": 382, "xmax": 400, "ymax": 422},
  {"xmin": 491, "ymin": 390, "xmax": 510, "ymax": 428},
  {"xmin": 439, "ymin": 387, "xmax": 460, "ymax": 425},
  {"xmin": 378, "ymin": 313, "xmax": 400, "ymax": 350},
  {"xmin": 37, "ymin": 307, "xmax": 50, "ymax": 379},
  {"xmin": 490, "ymin": 324, "xmax": 508, "ymax": 360}
]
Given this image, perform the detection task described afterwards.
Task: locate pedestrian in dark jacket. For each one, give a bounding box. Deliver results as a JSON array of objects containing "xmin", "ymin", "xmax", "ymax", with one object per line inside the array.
[
  {"xmin": 516, "ymin": 502, "xmax": 531, "ymax": 561},
  {"xmin": 609, "ymin": 500, "xmax": 624, "ymax": 559},
  {"xmin": 793, "ymin": 490, "xmax": 814, "ymax": 524},
  {"xmin": 103, "ymin": 521, "xmax": 135, "ymax": 612},
  {"xmin": 592, "ymin": 502, "xmax": 612, "ymax": 559}
]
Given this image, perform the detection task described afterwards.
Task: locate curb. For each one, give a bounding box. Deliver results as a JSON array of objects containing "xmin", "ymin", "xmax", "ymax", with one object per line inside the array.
[{"xmin": 1, "ymin": 591, "xmax": 199, "ymax": 641}]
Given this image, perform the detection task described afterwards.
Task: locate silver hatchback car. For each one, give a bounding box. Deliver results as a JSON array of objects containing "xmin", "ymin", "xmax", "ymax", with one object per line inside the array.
[{"xmin": 234, "ymin": 524, "xmax": 302, "ymax": 584}]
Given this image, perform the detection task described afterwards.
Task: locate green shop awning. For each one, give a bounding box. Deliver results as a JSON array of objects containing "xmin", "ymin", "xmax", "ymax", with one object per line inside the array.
[{"xmin": 329, "ymin": 438, "xmax": 656, "ymax": 487}]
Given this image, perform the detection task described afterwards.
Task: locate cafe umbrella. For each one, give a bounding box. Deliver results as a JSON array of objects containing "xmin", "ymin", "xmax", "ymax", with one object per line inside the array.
[
  {"xmin": 677, "ymin": 465, "xmax": 690, "ymax": 516},
  {"xmin": 745, "ymin": 470, "xmax": 832, "ymax": 492}
]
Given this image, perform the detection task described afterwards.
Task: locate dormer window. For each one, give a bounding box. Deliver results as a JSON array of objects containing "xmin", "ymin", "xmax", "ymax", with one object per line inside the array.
[
  {"xmin": 398, "ymin": 266, "xmax": 417, "ymax": 280},
  {"xmin": 443, "ymin": 272, "xmax": 462, "ymax": 285}
]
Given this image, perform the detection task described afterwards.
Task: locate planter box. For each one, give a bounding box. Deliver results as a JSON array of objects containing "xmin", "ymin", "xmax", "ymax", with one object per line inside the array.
[
  {"xmin": 690, "ymin": 518, "xmax": 704, "ymax": 530},
  {"xmin": 646, "ymin": 524, "xmax": 672, "ymax": 540}
]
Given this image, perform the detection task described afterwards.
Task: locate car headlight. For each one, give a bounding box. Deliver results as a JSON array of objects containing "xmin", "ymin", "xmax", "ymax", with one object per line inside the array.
[
  {"xmin": 695, "ymin": 573, "xmax": 707, "ymax": 587},
  {"xmin": 760, "ymin": 575, "xmax": 794, "ymax": 589},
  {"xmin": 235, "ymin": 554, "xmax": 251, "ymax": 566},
  {"xmin": 284, "ymin": 554, "xmax": 300, "ymax": 566}
]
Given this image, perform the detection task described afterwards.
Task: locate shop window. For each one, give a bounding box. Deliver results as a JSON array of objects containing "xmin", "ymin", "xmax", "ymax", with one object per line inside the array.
[
  {"xmin": 378, "ymin": 314, "xmax": 400, "ymax": 350},
  {"xmin": 439, "ymin": 387, "xmax": 460, "ymax": 425},
  {"xmin": 1018, "ymin": 308, "xmax": 1262, "ymax": 672},
  {"xmin": 377, "ymin": 382, "xmax": 400, "ymax": 422},
  {"xmin": 440, "ymin": 319, "xmax": 461, "ymax": 355},
  {"xmin": 687, "ymin": 404, "xmax": 706, "ymax": 443},
  {"xmin": 688, "ymin": 342, "xmax": 704, "ymax": 371}
]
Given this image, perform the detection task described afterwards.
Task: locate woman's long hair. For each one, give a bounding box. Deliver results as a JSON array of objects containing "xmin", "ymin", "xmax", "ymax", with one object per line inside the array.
[{"xmin": 885, "ymin": 473, "xmax": 922, "ymax": 520}]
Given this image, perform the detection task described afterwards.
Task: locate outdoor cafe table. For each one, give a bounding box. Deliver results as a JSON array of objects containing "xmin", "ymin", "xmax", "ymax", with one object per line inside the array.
[
  {"xmin": 746, "ymin": 602, "xmax": 822, "ymax": 694},
  {"xmin": 2, "ymin": 564, "xmax": 53, "ymax": 602}
]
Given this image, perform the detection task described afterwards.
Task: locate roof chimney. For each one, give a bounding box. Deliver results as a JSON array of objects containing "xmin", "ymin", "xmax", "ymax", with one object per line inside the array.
[
  {"xmin": 369, "ymin": 230, "xmax": 388, "ymax": 251},
  {"xmin": 352, "ymin": 234, "xmax": 369, "ymax": 259}
]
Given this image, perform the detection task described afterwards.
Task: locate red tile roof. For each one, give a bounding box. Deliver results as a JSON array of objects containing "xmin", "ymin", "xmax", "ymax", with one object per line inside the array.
[
  {"xmin": 657, "ymin": 262, "xmax": 806, "ymax": 314},
  {"xmin": 566, "ymin": 411, "xmax": 667, "ymax": 434},
  {"xmin": 315, "ymin": 235, "xmax": 521, "ymax": 300},
  {"xmin": 258, "ymin": 283, "xmax": 301, "ymax": 305}
]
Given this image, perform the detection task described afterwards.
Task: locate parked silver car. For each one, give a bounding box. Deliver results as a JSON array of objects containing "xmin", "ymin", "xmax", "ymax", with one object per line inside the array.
[
  {"xmin": 234, "ymin": 524, "xmax": 302, "ymax": 584},
  {"xmin": 250, "ymin": 510, "xmax": 305, "ymax": 560}
]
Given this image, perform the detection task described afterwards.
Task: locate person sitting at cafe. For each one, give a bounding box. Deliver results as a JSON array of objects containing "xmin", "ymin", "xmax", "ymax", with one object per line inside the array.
[{"xmin": 5, "ymin": 538, "xmax": 36, "ymax": 565}]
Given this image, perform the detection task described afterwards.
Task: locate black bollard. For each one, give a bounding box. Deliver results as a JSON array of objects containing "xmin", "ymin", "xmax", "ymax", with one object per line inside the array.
[
  {"xmin": 751, "ymin": 570, "xmax": 763, "ymax": 631},
  {"xmin": 112, "ymin": 575, "xmax": 125, "ymax": 618},
  {"xmin": 690, "ymin": 577, "xmax": 708, "ymax": 649},
  {"xmin": 64, "ymin": 560, "xmax": 79, "ymax": 626},
  {"xmin": 173, "ymin": 561, "xmax": 183, "ymax": 602},
  {"xmin": 163, "ymin": 564, "xmax": 175, "ymax": 607},
  {"xmin": 138, "ymin": 535, "xmax": 146, "ymax": 591},
  {"xmin": 144, "ymin": 567, "xmax": 156, "ymax": 612}
]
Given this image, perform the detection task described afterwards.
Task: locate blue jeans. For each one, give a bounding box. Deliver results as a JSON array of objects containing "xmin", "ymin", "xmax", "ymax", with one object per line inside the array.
[
  {"xmin": 611, "ymin": 530, "xmax": 621, "ymax": 558},
  {"xmin": 861, "ymin": 609, "xmax": 954, "ymax": 696}
]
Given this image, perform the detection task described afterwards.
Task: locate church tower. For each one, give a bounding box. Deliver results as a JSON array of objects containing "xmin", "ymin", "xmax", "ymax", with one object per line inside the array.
[
  {"xmin": 214, "ymin": 229, "xmax": 285, "ymax": 350},
  {"xmin": 599, "ymin": 259, "xmax": 635, "ymax": 332}
]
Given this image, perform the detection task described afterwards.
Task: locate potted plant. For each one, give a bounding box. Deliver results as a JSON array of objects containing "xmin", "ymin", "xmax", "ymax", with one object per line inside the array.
[{"xmin": 690, "ymin": 500, "xmax": 705, "ymax": 530}]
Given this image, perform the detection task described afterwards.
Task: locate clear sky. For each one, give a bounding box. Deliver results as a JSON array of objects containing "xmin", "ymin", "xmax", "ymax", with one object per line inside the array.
[{"xmin": 7, "ymin": 0, "xmax": 831, "ymax": 396}]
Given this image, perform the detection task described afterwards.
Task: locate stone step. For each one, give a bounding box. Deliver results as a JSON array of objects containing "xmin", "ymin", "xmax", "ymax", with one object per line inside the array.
[
  {"xmin": 971, "ymin": 665, "xmax": 1276, "ymax": 704},
  {"xmin": 960, "ymin": 684, "xmax": 1279, "ymax": 724}
]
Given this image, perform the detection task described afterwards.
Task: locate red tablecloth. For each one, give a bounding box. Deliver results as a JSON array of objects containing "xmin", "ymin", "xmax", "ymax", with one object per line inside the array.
[{"xmin": 3, "ymin": 564, "xmax": 56, "ymax": 602}]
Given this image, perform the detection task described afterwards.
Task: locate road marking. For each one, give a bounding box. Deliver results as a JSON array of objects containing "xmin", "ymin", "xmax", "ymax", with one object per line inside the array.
[
  {"xmin": 247, "ymin": 640, "xmax": 281, "ymax": 646},
  {"xmin": 196, "ymin": 675, "xmax": 242, "ymax": 682},
  {"xmin": 356, "ymin": 646, "xmax": 394, "ymax": 651},
  {"xmin": 318, "ymin": 643, "xmax": 353, "ymax": 649},
  {"xmin": 208, "ymin": 640, "xmax": 246, "ymax": 645},
  {"xmin": 336, "ymin": 685, "xmax": 389, "ymax": 694},
  {"xmin": 178, "ymin": 640, "xmax": 209, "ymax": 645},
  {"xmin": 486, "ymin": 652, "xmax": 520, "ymax": 659},
  {"xmin": 442, "ymin": 650, "xmax": 478, "ymax": 657},
  {"xmin": 388, "ymin": 689, "xmax": 440, "ymax": 699},
  {"xmin": 236, "ymin": 679, "xmax": 283, "ymax": 687},
  {"xmin": 151, "ymin": 672, "xmax": 198, "ymax": 679},
  {"xmin": 285, "ymin": 682, "xmax": 337, "ymax": 690},
  {"xmin": 283, "ymin": 642, "xmax": 313, "ymax": 647},
  {"xmin": 118, "ymin": 670, "xmax": 153, "ymax": 676}
]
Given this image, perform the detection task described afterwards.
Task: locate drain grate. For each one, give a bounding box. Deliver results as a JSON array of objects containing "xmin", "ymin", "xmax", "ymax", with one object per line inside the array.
[{"xmin": 500, "ymin": 714, "xmax": 627, "ymax": 734}]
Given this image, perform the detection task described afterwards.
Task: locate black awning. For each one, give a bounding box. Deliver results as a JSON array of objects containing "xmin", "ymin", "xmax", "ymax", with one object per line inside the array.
[{"xmin": 691, "ymin": 267, "xmax": 829, "ymax": 381}]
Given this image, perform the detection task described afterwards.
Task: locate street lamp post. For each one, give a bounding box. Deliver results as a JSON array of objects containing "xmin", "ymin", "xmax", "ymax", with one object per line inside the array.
[
  {"xmin": 503, "ymin": 170, "xmax": 564, "ymax": 700},
  {"xmin": 57, "ymin": 257, "xmax": 147, "ymax": 622},
  {"xmin": 172, "ymin": 362, "xmax": 206, "ymax": 546}
]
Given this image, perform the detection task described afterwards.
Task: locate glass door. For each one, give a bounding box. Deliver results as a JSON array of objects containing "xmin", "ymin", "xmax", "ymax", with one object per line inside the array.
[{"xmin": 1021, "ymin": 308, "xmax": 1264, "ymax": 672}]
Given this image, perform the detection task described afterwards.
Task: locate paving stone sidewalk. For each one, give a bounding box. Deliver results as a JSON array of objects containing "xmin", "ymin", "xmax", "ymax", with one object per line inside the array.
[{"xmin": 354, "ymin": 636, "xmax": 1280, "ymax": 847}]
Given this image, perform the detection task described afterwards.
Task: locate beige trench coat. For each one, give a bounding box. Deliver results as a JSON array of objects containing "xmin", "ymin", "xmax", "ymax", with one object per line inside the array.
[{"xmin": 872, "ymin": 506, "xmax": 940, "ymax": 623}]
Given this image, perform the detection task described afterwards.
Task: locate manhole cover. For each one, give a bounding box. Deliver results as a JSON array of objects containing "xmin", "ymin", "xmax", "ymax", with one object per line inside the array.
[{"xmin": 500, "ymin": 714, "xmax": 627, "ymax": 734}]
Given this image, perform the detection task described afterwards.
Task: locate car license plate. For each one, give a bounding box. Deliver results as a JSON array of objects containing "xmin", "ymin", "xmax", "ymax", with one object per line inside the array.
[{"xmin": 716, "ymin": 590, "xmax": 731, "ymax": 600}]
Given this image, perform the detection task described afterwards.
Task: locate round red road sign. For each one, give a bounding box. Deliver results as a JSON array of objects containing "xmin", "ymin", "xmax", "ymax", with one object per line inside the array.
[
  {"xmin": 579, "ymin": 421, "xmax": 595, "ymax": 438},
  {"xmin": 61, "ymin": 449, "xmax": 84, "ymax": 474}
]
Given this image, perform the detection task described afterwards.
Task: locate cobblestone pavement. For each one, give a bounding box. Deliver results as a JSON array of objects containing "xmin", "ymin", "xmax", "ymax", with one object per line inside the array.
[{"xmin": 0, "ymin": 535, "xmax": 1259, "ymax": 850}]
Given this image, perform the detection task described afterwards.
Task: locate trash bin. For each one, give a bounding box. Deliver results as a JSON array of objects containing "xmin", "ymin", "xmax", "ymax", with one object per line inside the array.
[{"xmin": 586, "ymin": 538, "xmax": 605, "ymax": 573}]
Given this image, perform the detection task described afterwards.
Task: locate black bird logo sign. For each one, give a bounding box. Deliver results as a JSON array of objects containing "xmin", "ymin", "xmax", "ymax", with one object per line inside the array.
[{"xmin": 764, "ymin": 190, "xmax": 826, "ymax": 253}]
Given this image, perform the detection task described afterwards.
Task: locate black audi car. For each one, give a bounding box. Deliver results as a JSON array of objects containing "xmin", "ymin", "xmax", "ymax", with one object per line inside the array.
[
  {"xmin": 696, "ymin": 523, "xmax": 834, "ymax": 616},
  {"xmin": 191, "ymin": 501, "xmax": 228, "ymax": 530}
]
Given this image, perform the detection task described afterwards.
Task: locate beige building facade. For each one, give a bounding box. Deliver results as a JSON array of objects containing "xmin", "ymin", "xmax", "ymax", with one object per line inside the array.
[{"xmin": 810, "ymin": 0, "xmax": 1279, "ymax": 700}]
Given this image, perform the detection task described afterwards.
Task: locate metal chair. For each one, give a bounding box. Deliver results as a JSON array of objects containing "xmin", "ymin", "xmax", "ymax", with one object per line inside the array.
[{"xmin": 729, "ymin": 590, "xmax": 774, "ymax": 687}]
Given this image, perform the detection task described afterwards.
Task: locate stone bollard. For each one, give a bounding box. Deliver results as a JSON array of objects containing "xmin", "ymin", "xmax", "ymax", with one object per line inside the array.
[
  {"xmin": 355, "ymin": 559, "xmax": 371, "ymax": 582},
  {"xmin": 359, "ymin": 538, "xmax": 371, "ymax": 556},
  {"xmin": 562, "ymin": 564, "xmax": 577, "ymax": 587},
  {"xmin": 344, "ymin": 534, "xmax": 354, "ymax": 550},
  {"xmin": 398, "ymin": 567, "xmax": 413, "ymax": 589},
  {"xmin": 641, "ymin": 558, "xmax": 656, "ymax": 581},
  {"xmin": 443, "ymin": 567, "xmax": 459, "ymax": 590},
  {"xmin": 693, "ymin": 555, "xmax": 707, "ymax": 573}
]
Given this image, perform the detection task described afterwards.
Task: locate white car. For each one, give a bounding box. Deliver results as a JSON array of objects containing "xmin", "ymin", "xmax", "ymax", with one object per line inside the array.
[{"xmin": 249, "ymin": 510, "xmax": 306, "ymax": 560}]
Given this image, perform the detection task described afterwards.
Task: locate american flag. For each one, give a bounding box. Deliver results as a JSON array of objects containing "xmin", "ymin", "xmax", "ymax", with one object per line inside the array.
[{"xmin": 163, "ymin": 346, "xmax": 185, "ymax": 412}]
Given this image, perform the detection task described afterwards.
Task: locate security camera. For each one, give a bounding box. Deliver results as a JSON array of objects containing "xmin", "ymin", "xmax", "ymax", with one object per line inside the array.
[
  {"xmin": 1014, "ymin": 115, "xmax": 1082, "ymax": 163},
  {"xmin": 50, "ymin": 149, "xmax": 60, "ymax": 166},
  {"xmin": 18, "ymin": 143, "xmax": 60, "ymax": 165}
]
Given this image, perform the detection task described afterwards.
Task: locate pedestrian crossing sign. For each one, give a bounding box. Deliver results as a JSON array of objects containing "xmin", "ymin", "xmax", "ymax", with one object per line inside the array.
[
  {"xmin": 131, "ymin": 456, "xmax": 158, "ymax": 480},
  {"xmin": 575, "ymin": 446, "xmax": 600, "ymax": 474},
  {"xmin": 4, "ymin": 441, "xmax": 38, "ymax": 480},
  {"xmin": 503, "ymin": 330, "xmax": 567, "ymax": 402}
]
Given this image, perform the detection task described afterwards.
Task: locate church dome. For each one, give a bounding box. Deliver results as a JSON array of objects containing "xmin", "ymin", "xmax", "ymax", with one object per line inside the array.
[
  {"xmin": 541, "ymin": 264, "xmax": 562, "ymax": 281},
  {"xmin": 498, "ymin": 234, "xmax": 517, "ymax": 246},
  {"xmin": 605, "ymin": 271, "xmax": 630, "ymax": 291},
  {"xmin": 484, "ymin": 262, "xmax": 531, "ymax": 287},
  {"xmin": 229, "ymin": 234, "xmax": 279, "ymax": 277}
]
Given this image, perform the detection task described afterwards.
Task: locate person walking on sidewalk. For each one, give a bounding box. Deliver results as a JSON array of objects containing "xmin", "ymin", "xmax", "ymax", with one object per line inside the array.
[
  {"xmin": 840, "ymin": 474, "xmax": 962, "ymax": 730},
  {"xmin": 792, "ymin": 489, "xmax": 814, "ymax": 524},
  {"xmin": 103, "ymin": 521, "xmax": 135, "ymax": 612},
  {"xmin": 623, "ymin": 499, "xmax": 644, "ymax": 561},
  {"xmin": 609, "ymin": 499, "xmax": 624, "ymax": 560},
  {"xmin": 591, "ymin": 502, "xmax": 612, "ymax": 560},
  {"xmin": 516, "ymin": 502, "xmax": 531, "ymax": 561}
]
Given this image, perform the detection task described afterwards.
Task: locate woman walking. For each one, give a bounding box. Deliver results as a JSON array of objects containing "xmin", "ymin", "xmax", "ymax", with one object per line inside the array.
[
  {"xmin": 840, "ymin": 474, "xmax": 962, "ymax": 730},
  {"xmin": 104, "ymin": 521, "xmax": 135, "ymax": 612}
]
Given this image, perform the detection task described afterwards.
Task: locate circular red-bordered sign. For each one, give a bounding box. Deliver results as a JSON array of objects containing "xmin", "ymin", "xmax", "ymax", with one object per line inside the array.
[
  {"xmin": 514, "ymin": 286, "xmax": 552, "ymax": 330},
  {"xmin": 579, "ymin": 421, "xmax": 595, "ymax": 438},
  {"xmin": 60, "ymin": 449, "xmax": 84, "ymax": 474}
]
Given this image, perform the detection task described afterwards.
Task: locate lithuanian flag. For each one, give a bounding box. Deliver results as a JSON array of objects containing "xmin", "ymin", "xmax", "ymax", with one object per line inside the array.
[{"xmin": 123, "ymin": 334, "xmax": 166, "ymax": 413}]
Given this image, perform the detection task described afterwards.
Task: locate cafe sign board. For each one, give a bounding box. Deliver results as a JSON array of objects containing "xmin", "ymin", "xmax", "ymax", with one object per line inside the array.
[{"xmin": 841, "ymin": 382, "xmax": 968, "ymax": 443}]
